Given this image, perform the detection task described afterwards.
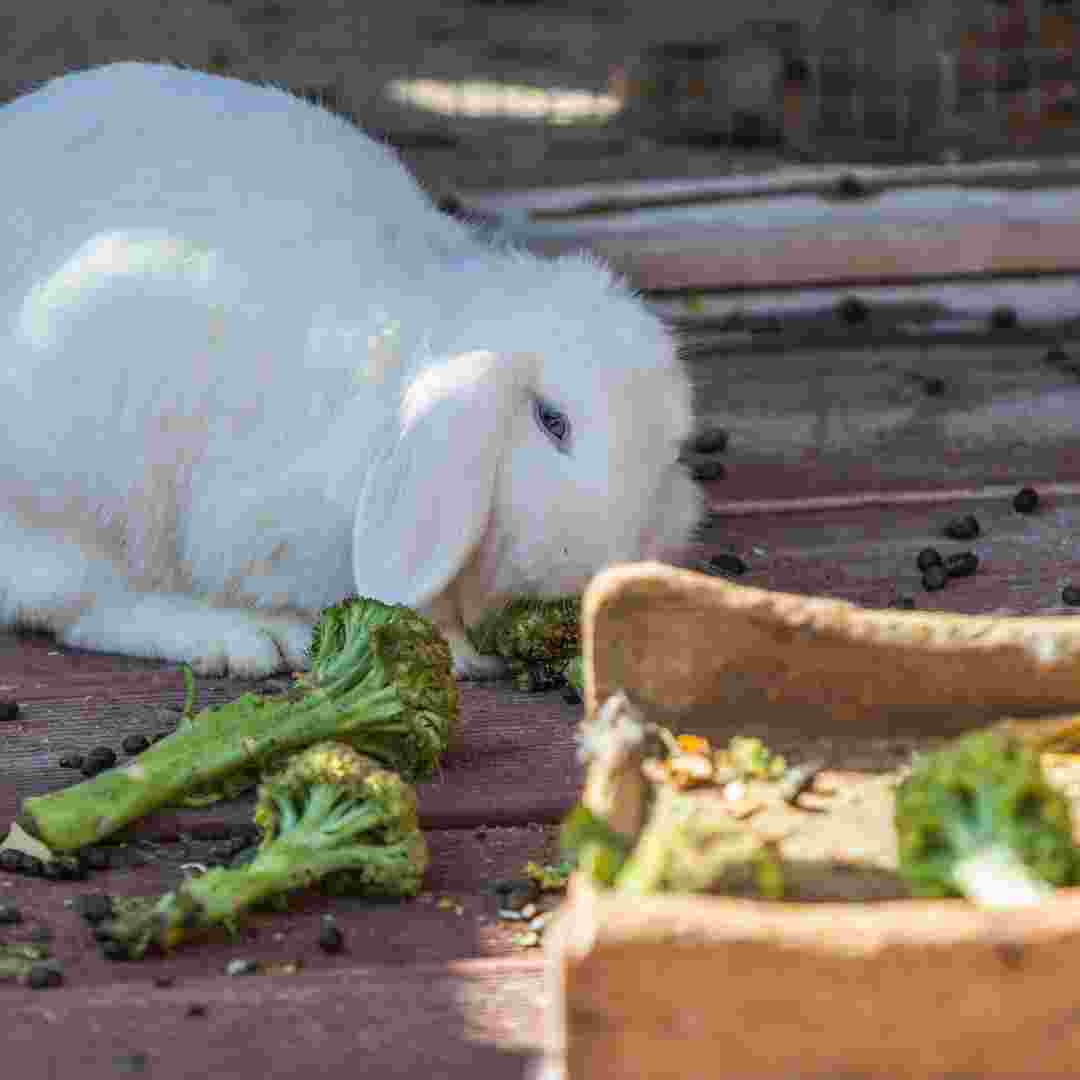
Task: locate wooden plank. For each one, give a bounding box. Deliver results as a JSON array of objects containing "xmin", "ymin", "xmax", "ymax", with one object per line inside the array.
[
  {"xmin": 3, "ymin": 956, "xmax": 547, "ymax": 1080},
  {"xmin": 0, "ymin": 675, "xmax": 584, "ymax": 834},
  {"xmin": 0, "ymin": 826, "xmax": 560, "ymax": 985},
  {"xmin": 583, "ymin": 562, "xmax": 1080, "ymax": 743},
  {"xmin": 549, "ymin": 882, "xmax": 1080, "ymax": 1080},
  {"xmin": 699, "ymin": 488, "xmax": 1080, "ymax": 619},
  {"xmin": 606, "ymin": 218, "xmax": 1080, "ymax": 292}
]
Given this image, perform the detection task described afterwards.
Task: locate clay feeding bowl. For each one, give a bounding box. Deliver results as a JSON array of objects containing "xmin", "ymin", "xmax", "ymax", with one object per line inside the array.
[{"xmin": 546, "ymin": 562, "xmax": 1080, "ymax": 1078}]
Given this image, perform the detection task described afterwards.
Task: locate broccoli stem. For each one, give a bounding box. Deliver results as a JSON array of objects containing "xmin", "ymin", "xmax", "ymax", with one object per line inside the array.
[
  {"xmin": 18, "ymin": 678, "xmax": 405, "ymax": 852},
  {"xmin": 124, "ymin": 839, "xmax": 412, "ymax": 954},
  {"xmin": 950, "ymin": 846, "xmax": 1054, "ymax": 908},
  {"xmin": 941, "ymin": 788, "xmax": 1054, "ymax": 908}
]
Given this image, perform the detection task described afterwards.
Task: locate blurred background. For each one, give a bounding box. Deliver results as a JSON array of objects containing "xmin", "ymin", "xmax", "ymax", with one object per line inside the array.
[
  {"xmin": 3, "ymin": 0, "xmax": 1080, "ymax": 195},
  {"xmin": 6, "ymin": 0, "xmax": 1080, "ymax": 507}
]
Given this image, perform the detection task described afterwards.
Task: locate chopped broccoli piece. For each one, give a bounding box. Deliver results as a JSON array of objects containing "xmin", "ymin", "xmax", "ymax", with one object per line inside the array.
[
  {"xmin": 560, "ymin": 804, "xmax": 632, "ymax": 887},
  {"xmin": 14, "ymin": 598, "xmax": 457, "ymax": 852},
  {"xmin": 612, "ymin": 784, "xmax": 784, "ymax": 898},
  {"xmin": 95, "ymin": 742, "xmax": 428, "ymax": 958},
  {"xmin": 895, "ymin": 729, "xmax": 1079, "ymax": 906},
  {"xmin": 723, "ymin": 735, "xmax": 787, "ymax": 781},
  {"xmin": 524, "ymin": 859, "xmax": 573, "ymax": 892},
  {"xmin": 468, "ymin": 597, "xmax": 580, "ymax": 691}
]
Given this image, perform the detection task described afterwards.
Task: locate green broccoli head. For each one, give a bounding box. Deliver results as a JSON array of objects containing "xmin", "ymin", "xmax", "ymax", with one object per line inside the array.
[
  {"xmin": 306, "ymin": 597, "xmax": 459, "ymax": 779},
  {"xmin": 468, "ymin": 597, "xmax": 581, "ymax": 691},
  {"xmin": 895, "ymin": 729, "xmax": 1078, "ymax": 903},
  {"xmin": 95, "ymin": 742, "xmax": 429, "ymax": 958},
  {"xmin": 253, "ymin": 741, "xmax": 428, "ymax": 898}
]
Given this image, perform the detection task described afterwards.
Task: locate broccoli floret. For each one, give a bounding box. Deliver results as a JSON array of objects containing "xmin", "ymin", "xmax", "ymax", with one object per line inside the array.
[
  {"xmin": 467, "ymin": 597, "xmax": 580, "ymax": 692},
  {"xmin": 95, "ymin": 742, "xmax": 428, "ymax": 958},
  {"xmin": 612, "ymin": 785, "xmax": 785, "ymax": 899},
  {"xmin": 560, "ymin": 804, "xmax": 632, "ymax": 887},
  {"xmin": 895, "ymin": 729, "xmax": 1079, "ymax": 907},
  {"xmin": 14, "ymin": 598, "xmax": 457, "ymax": 852}
]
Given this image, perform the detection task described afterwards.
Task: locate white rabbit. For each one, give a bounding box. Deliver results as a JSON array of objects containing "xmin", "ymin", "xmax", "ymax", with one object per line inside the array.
[{"xmin": 0, "ymin": 62, "xmax": 702, "ymax": 679}]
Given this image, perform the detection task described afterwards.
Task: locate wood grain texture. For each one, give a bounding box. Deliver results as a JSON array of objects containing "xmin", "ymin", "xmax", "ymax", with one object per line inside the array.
[
  {"xmin": 4, "ymin": 956, "xmax": 546, "ymax": 1080},
  {"xmin": 550, "ymin": 880, "xmax": 1080, "ymax": 1079},
  {"xmin": 583, "ymin": 561, "xmax": 1080, "ymax": 738}
]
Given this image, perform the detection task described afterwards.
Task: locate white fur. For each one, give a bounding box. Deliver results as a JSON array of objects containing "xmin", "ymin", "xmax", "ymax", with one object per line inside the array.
[{"xmin": 0, "ymin": 62, "xmax": 701, "ymax": 678}]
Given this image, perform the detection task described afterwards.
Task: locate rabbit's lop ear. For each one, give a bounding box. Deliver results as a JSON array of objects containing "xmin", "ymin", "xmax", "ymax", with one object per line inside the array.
[{"xmin": 352, "ymin": 350, "xmax": 520, "ymax": 609}]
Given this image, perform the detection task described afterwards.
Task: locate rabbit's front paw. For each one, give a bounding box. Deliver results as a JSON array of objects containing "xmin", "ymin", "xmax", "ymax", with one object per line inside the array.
[{"xmin": 58, "ymin": 599, "xmax": 314, "ymax": 679}]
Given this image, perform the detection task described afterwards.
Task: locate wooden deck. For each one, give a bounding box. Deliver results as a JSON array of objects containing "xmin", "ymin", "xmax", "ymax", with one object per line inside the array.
[{"xmin": 4, "ymin": 173, "xmax": 1080, "ymax": 1078}]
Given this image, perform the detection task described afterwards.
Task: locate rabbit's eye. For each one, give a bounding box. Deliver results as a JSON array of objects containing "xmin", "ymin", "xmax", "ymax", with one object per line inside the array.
[{"xmin": 534, "ymin": 398, "xmax": 571, "ymax": 451}]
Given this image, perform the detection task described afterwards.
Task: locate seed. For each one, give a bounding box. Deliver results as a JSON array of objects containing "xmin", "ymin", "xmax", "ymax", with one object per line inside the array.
[
  {"xmin": 688, "ymin": 458, "xmax": 726, "ymax": 482},
  {"xmin": 317, "ymin": 919, "xmax": 344, "ymax": 954},
  {"xmin": 1045, "ymin": 345, "xmax": 1072, "ymax": 368},
  {"xmin": 916, "ymin": 547, "xmax": 943, "ymax": 572},
  {"xmin": 0, "ymin": 698, "xmax": 19, "ymax": 723},
  {"xmin": 0, "ymin": 850, "xmax": 23, "ymax": 874},
  {"xmin": 81, "ymin": 746, "xmax": 117, "ymax": 777},
  {"xmin": 0, "ymin": 904, "xmax": 22, "ymax": 924},
  {"xmin": 1064, "ymin": 585, "xmax": 1080, "ymax": 607},
  {"xmin": 49, "ymin": 856, "xmax": 87, "ymax": 881},
  {"xmin": 19, "ymin": 855, "xmax": 44, "ymax": 877},
  {"xmin": 186, "ymin": 1003, "xmax": 207, "ymax": 1017},
  {"xmin": 74, "ymin": 894, "xmax": 114, "ymax": 925},
  {"xmin": 943, "ymin": 515, "xmax": 980, "ymax": 541},
  {"xmin": 989, "ymin": 305, "xmax": 1017, "ymax": 330},
  {"xmin": 84, "ymin": 848, "xmax": 111, "ymax": 871},
  {"xmin": 686, "ymin": 426, "xmax": 729, "ymax": 455},
  {"xmin": 837, "ymin": 295, "xmax": 869, "ymax": 325},
  {"xmin": 922, "ymin": 565, "xmax": 948, "ymax": 592},
  {"xmin": 706, "ymin": 553, "xmax": 746, "ymax": 577},
  {"xmin": 101, "ymin": 940, "xmax": 131, "ymax": 961},
  {"xmin": 58, "ymin": 753, "xmax": 85, "ymax": 770},
  {"xmin": 832, "ymin": 173, "xmax": 869, "ymax": 199},
  {"xmin": 1013, "ymin": 487, "xmax": 1039, "ymax": 514},
  {"xmin": 121, "ymin": 734, "xmax": 150, "ymax": 755},
  {"xmin": 26, "ymin": 963, "xmax": 63, "ymax": 990},
  {"xmin": 944, "ymin": 551, "xmax": 979, "ymax": 578},
  {"xmin": 225, "ymin": 957, "xmax": 259, "ymax": 976},
  {"xmin": 490, "ymin": 878, "xmax": 539, "ymax": 911}
]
